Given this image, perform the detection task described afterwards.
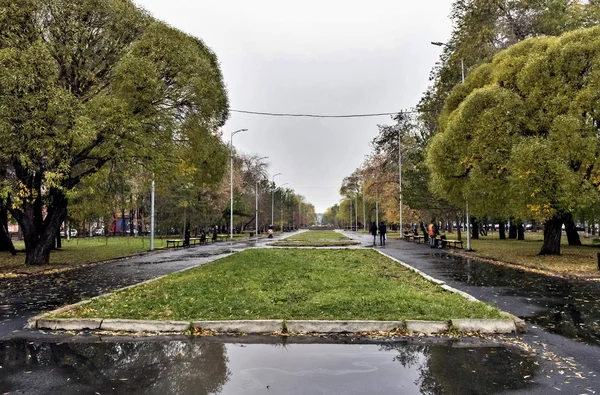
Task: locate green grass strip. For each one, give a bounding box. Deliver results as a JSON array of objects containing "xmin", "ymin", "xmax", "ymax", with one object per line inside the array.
[{"xmin": 59, "ymin": 249, "xmax": 504, "ymax": 321}]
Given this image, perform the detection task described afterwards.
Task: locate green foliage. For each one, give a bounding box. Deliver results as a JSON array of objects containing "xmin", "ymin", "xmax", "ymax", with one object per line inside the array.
[
  {"xmin": 0, "ymin": 0, "xmax": 229, "ymax": 264},
  {"xmin": 428, "ymin": 26, "xmax": 600, "ymax": 223}
]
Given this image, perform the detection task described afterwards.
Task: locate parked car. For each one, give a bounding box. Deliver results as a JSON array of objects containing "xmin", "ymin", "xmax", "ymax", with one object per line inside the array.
[
  {"xmin": 60, "ymin": 228, "xmax": 77, "ymax": 238},
  {"xmin": 93, "ymin": 228, "xmax": 105, "ymax": 236}
]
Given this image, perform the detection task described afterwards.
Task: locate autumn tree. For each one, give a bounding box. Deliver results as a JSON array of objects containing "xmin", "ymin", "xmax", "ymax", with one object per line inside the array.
[
  {"xmin": 427, "ymin": 26, "xmax": 600, "ymax": 255},
  {"xmin": 0, "ymin": 0, "xmax": 229, "ymax": 265}
]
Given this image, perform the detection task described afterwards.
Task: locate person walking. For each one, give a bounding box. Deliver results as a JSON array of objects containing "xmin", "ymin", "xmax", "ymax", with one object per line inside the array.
[
  {"xmin": 428, "ymin": 219, "xmax": 438, "ymax": 248},
  {"xmin": 212, "ymin": 225, "xmax": 218, "ymax": 243},
  {"xmin": 378, "ymin": 221, "xmax": 387, "ymax": 246},
  {"xmin": 370, "ymin": 222, "xmax": 378, "ymax": 246}
]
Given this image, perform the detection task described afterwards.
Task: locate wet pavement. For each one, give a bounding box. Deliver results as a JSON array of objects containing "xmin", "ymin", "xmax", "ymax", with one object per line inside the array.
[{"xmin": 0, "ymin": 336, "xmax": 546, "ymax": 395}]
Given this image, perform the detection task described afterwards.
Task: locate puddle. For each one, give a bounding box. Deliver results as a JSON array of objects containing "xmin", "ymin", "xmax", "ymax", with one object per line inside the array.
[
  {"xmin": 406, "ymin": 252, "xmax": 600, "ymax": 345},
  {"xmin": 0, "ymin": 339, "xmax": 538, "ymax": 394}
]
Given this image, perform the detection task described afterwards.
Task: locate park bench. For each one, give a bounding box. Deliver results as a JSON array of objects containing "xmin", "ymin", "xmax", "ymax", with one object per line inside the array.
[
  {"xmin": 166, "ymin": 237, "xmax": 207, "ymax": 248},
  {"xmin": 414, "ymin": 235, "xmax": 425, "ymax": 244},
  {"xmin": 445, "ymin": 239, "xmax": 463, "ymax": 249},
  {"xmin": 213, "ymin": 235, "xmax": 228, "ymax": 242},
  {"xmin": 166, "ymin": 239, "xmax": 184, "ymax": 248},
  {"xmin": 403, "ymin": 232, "xmax": 413, "ymax": 242}
]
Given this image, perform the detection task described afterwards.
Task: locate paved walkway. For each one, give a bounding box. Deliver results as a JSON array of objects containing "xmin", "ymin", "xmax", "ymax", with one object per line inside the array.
[
  {"xmin": 0, "ymin": 232, "xmax": 297, "ymax": 340},
  {"xmin": 341, "ymin": 230, "xmax": 600, "ymax": 393}
]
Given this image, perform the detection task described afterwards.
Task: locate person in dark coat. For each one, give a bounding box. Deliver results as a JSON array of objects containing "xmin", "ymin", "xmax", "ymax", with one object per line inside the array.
[
  {"xmin": 369, "ymin": 222, "xmax": 378, "ymax": 245},
  {"xmin": 378, "ymin": 221, "xmax": 387, "ymax": 246},
  {"xmin": 212, "ymin": 226, "xmax": 218, "ymax": 243}
]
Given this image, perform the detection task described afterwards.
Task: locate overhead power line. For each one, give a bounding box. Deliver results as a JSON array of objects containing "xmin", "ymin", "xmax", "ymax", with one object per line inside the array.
[{"xmin": 231, "ymin": 109, "xmax": 417, "ymax": 118}]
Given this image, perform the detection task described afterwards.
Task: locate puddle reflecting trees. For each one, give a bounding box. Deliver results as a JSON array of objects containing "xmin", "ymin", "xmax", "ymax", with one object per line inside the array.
[{"xmin": 0, "ymin": 340, "xmax": 538, "ymax": 394}]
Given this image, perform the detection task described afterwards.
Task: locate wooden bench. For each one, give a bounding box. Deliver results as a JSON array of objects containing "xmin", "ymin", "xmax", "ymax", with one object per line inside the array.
[
  {"xmin": 413, "ymin": 236, "xmax": 426, "ymax": 244},
  {"xmin": 166, "ymin": 239, "xmax": 184, "ymax": 248},
  {"xmin": 166, "ymin": 237, "xmax": 207, "ymax": 248},
  {"xmin": 445, "ymin": 239, "xmax": 463, "ymax": 249},
  {"xmin": 403, "ymin": 233, "xmax": 413, "ymax": 242}
]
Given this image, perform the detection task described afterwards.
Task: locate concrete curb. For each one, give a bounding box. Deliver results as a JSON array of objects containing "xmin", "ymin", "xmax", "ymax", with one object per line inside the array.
[
  {"xmin": 406, "ymin": 320, "xmax": 449, "ymax": 334},
  {"xmin": 376, "ymin": 249, "xmax": 484, "ymax": 303},
  {"xmin": 102, "ymin": 319, "xmax": 190, "ymax": 332},
  {"xmin": 193, "ymin": 320, "xmax": 283, "ymax": 334},
  {"xmin": 286, "ymin": 320, "xmax": 403, "ymax": 333},
  {"xmin": 375, "ymin": 250, "xmax": 446, "ymax": 286},
  {"xmin": 37, "ymin": 318, "xmax": 102, "ymax": 331},
  {"xmin": 452, "ymin": 319, "xmax": 517, "ymax": 334},
  {"xmin": 27, "ymin": 318, "xmax": 522, "ymax": 335}
]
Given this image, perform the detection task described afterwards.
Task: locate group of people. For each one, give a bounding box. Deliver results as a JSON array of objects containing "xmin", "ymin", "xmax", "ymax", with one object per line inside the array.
[{"xmin": 369, "ymin": 221, "xmax": 387, "ymax": 246}]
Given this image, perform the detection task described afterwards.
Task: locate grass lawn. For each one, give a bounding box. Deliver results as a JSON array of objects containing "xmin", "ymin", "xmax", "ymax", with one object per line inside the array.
[
  {"xmin": 284, "ymin": 230, "xmax": 350, "ymax": 241},
  {"xmin": 59, "ymin": 249, "xmax": 504, "ymax": 321},
  {"xmin": 437, "ymin": 231, "xmax": 599, "ymax": 277},
  {"xmin": 0, "ymin": 237, "xmax": 169, "ymax": 274},
  {"xmin": 271, "ymin": 230, "xmax": 359, "ymax": 247}
]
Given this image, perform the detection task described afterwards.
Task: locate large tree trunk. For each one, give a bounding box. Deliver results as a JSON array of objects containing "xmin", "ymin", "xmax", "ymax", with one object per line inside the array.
[
  {"xmin": 564, "ymin": 213, "xmax": 582, "ymax": 246},
  {"xmin": 499, "ymin": 222, "xmax": 506, "ymax": 240},
  {"xmin": 0, "ymin": 201, "xmax": 16, "ymax": 255},
  {"xmin": 456, "ymin": 216, "xmax": 462, "ymax": 241},
  {"xmin": 517, "ymin": 224, "xmax": 525, "ymax": 240},
  {"xmin": 471, "ymin": 218, "xmax": 479, "ymax": 240},
  {"xmin": 540, "ymin": 214, "xmax": 563, "ymax": 255},
  {"xmin": 129, "ymin": 209, "xmax": 134, "ymax": 236},
  {"xmin": 11, "ymin": 184, "xmax": 68, "ymax": 266},
  {"xmin": 508, "ymin": 223, "xmax": 517, "ymax": 239}
]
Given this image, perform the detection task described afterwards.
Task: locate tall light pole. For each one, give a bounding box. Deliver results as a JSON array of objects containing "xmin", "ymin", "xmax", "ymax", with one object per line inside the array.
[
  {"xmin": 355, "ymin": 194, "xmax": 358, "ymax": 231},
  {"xmin": 272, "ymin": 173, "xmax": 282, "ymax": 225},
  {"xmin": 230, "ymin": 128, "xmax": 248, "ymax": 241},
  {"xmin": 362, "ymin": 186, "xmax": 366, "ymax": 231},
  {"xmin": 280, "ymin": 183, "xmax": 289, "ymax": 231},
  {"xmin": 432, "ymin": 41, "xmax": 469, "ymax": 250},
  {"xmin": 399, "ymin": 128, "xmax": 403, "ymax": 236},
  {"xmin": 150, "ymin": 177, "xmax": 155, "ymax": 250},
  {"xmin": 256, "ymin": 156, "xmax": 268, "ymax": 237}
]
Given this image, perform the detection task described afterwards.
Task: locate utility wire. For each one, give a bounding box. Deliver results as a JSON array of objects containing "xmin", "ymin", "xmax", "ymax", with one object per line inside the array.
[{"xmin": 231, "ymin": 109, "xmax": 417, "ymax": 118}]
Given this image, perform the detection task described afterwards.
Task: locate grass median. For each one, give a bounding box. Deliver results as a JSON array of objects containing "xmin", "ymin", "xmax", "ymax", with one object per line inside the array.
[
  {"xmin": 271, "ymin": 230, "xmax": 360, "ymax": 247},
  {"xmin": 58, "ymin": 249, "xmax": 504, "ymax": 321}
]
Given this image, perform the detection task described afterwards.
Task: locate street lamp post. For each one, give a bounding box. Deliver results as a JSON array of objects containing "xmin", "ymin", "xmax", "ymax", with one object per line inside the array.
[
  {"xmin": 280, "ymin": 183, "xmax": 289, "ymax": 232},
  {"xmin": 255, "ymin": 156, "xmax": 268, "ymax": 238},
  {"xmin": 230, "ymin": 129, "xmax": 248, "ymax": 241},
  {"xmin": 432, "ymin": 41, "xmax": 470, "ymax": 250},
  {"xmin": 399, "ymin": 129, "xmax": 403, "ymax": 236},
  {"xmin": 272, "ymin": 173, "xmax": 282, "ymax": 225},
  {"xmin": 150, "ymin": 178, "xmax": 155, "ymax": 250}
]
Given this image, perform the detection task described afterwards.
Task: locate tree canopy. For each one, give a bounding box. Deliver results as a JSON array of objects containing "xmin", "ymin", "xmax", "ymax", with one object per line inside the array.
[
  {"xmin": 427, "ymin": 26, "xmax": 600, "ymax": 254},
  {"xmin": 0, "ymin": 0, "xmax": 229, "ymax": 264}
]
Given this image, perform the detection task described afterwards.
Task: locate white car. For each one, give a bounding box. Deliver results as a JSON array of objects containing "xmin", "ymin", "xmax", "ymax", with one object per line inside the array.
[
  {"xmin": 60, "ymin": 228, "xmax": 77, "ymax": 238},
  {"xmin": 93, "ymin": 228, "xmax": 105, "ymax": 236}
]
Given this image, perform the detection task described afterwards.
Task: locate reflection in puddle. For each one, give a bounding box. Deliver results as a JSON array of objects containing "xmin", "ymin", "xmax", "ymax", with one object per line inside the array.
[
  {"xmin": 427, "ymin": 254, "xmax": 600, "ymax": 345},
  {"xmin": 0, "ymin": 339, "xmax": 537, "ymax": 394}
]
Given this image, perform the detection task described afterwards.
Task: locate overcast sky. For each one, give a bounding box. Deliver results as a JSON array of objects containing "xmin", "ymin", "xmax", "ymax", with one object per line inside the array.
[{"xmin": 135, "ymin": 0, "xmax": 453, "ymax": 212}]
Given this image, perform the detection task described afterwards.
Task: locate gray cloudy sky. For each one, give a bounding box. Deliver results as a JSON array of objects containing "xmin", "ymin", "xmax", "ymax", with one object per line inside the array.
[{"xmin": 135, "ymin": 0, "xmax": 453, "ymax": 212}]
